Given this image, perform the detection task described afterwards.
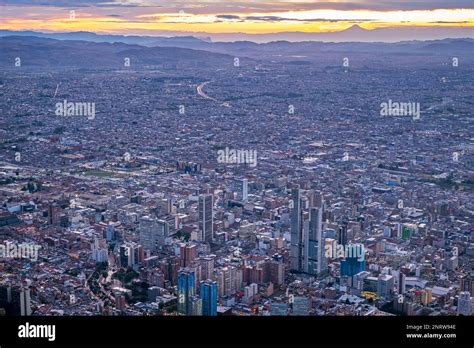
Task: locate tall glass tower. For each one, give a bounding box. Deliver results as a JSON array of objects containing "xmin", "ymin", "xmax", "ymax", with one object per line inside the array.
[
  {"xmin": 199, "ymin": 194, "xmax": 214, "ymax": 242},
  {"xmin": 177, "ymin": 269, "xmax": 196, "ymax": 314},
  {"xmin": 200, "ymin": 280, "xmax": 218, "ymax": 316},
  {"xmin": 290, "ymin": 185, "xmax": 302, "ymax": 272},
  {"xmin": 305, "ymin": 206, "xmax": 325, "ymax": 276}
]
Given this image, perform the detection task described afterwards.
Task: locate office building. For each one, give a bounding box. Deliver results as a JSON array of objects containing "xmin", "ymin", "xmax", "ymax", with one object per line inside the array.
[
  {"xmin": 177, "ymin": 269, "xmax": 196, "ymax": 315},
  {"xmin": 190, "ymin": 296, "xmax": 202, "ymax": 315},
  {"xmin": 399, "ymin": 272, "xmax": 406, "ymax": 295},
  {"xmin": 199, "ymin": 194, "xmax": 214, "ymax": 242},
  {"xmin": 20, "ymin": 287, "xmax": 31, "ymax": 316},
  {"xmin": 341, "ymin": 251, "xmax": 366, "ymax": 278},
  {"xmin": 200, "ymin": 280, "xmax": 218, "ymax": 316},
  {"xmin": 377, "ymin": 274, "xmax": 394, "ymax": 300},
  {"xmin": 304, "ymin": 206, "xmax": 326, "ymax": 277},
  {"xmin": 180, "ymin": 243, "xmax": 197, "ymax": 267},
  {"xmin": 235, "ymin": 178, "xmax": 248, "ymax": 201},
  {"xmin": 139, "ymin": 216, "xmax": 169, "ymax": 251},
  {"xmin": 338, "ymin": 223, "xmax": 348, "ymax": 246},
  {"xmin": 290, "ymin": 185, "xmax": 303, "ymax": 272},
  {"xmin": 458, "ymin": 291, "xmax": 472, "ymax": 316},
  {"xmin": 460, "ymin": 274, "xmax": 473, "ymax": 296}
]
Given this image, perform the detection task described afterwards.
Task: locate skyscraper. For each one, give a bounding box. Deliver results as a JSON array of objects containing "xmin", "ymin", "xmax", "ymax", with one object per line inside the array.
[
  {"xmin": 20, "ymin": 287, "xmax": 31, "ymax": 316},
  {"xmin": 190, "ymin": 296, "xmax": 202, "ymax": 315},
  {"xmin": 460, "ymin": 274, "xmax": 473, "ymax": 296},
  {"xmin": 139, "ymin": 216, "xmax": 169, "ymax": 251},
  {"xmin": 119, "ymin": 244, "xmax": 130, "ymax": 268},
  {"xmin": 340, "ymin": 247, "xmax": 366, "ymax": 278},
  {"xmin": 304, "ymin": 206, "xmax": 326, "ymax": 277},
  {"xmin": 47, "ymin": 204, "xmax": 58, "ymax": 225},
  {"xmin": 377, "ymin": 274, "xmax": 394, "ymax": 300},
  {"xmin": 199, "ymin": 194, "xmax": 213, "ymax": 242},
  {"xmin": 180, "ymin": 243, "xmax": 197, "ymax": 267},
  {"xmin": 399, "ymin": 272, "xmax": 406, "ymax": 295},
  {"xmin": 200, "ymin": 280, "xmax": 218, "ymax": 316},
  {"xmin": 290, "ymin": 185, "xmax": 303, "ymax": 272},
  {"xmin": 235, "ymin": 178, "xmax": 248, "ymax": 201},
  {"xmin": 458, "ymin": 291, "xmax": 472, "ymax": 316},
  {"xmin": 177, "ymin": 269, "xmax": 196, "ymax": 315},
  {"xmin": 338, "ymin": 223, "xmax": 348, "ymax": 246},
  {"xmin": 292, "ymin": 186, "xmax": 326, "ymax": 277}
]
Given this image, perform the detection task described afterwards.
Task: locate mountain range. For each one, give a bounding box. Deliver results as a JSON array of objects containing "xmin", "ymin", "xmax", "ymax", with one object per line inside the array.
[
  {"xmin": 1, "ymin": 31, "xmax": 473, "ymax": 69},
  {"xmin": 1, "ymin": 25, "xmax": 473, "ymax": 44}
]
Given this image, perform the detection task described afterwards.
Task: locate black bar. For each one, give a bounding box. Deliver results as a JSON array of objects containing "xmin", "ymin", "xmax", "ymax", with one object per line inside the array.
[{"xmin": 0, "ymin": 316, "xmax": 472, "ymax": 346}]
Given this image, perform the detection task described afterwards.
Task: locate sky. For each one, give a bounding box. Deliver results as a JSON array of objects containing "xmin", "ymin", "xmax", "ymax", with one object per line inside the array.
[{"xmin": 0, "ymin": 0, "xmax": 473, "ymax": 36}]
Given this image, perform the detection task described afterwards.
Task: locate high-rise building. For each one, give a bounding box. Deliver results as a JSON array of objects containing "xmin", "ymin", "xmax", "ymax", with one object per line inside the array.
[
  {"xmin": 399, "ymin": 272, "xmax": 406, "ymax": 295},
  {"xmin": 0, "ymin": 286, "xmax": 22, "ymax": 315},
  {"xmin": 353, "ymin": 271, "xmax": 370, "ymax": 291},
  {"xmin": 92, "ymin": 237, "xmax": 108, "ymax": 263},
  {"xmin": 139, "ymin": 216, "xmax": 155, "ymax": 251},
  {"xmin": 458, "ymin": 291, "xmax": 472, "ymax": 316},
  {"xmin": 290, "ymin": 185, "xmax": 303, "ymax": 272},
  {"xmin": 199, "ymin": 256, "xmax": 215, "ymax": 280},
  {"xmin": 180, "ymin": 243, "xmax": 197, "ymax": 267},
  {"xmin": 139, "ymin": 216, "xmax": 169, "ymax": 251},
  {"xmin": 263, "ymin": 260, "xmax": 285, "ymax": 286},
  {"xmin": 119, "ymin": 245, "xmax": 130, "ymax": 268},
  {"xmin": 217, "ymin": 266, "xmax": 237, "ymax": 296},
  {"xmin": 47, "ymin": 204, "xmax": 59, "ymax": 225},
  {"xmin": 20, "ymin": 287, "xmax": 31, "ymax": 316},
  {"xmin": 106, "ymin": 223, "xmax": 115, "ymax": 241},
  {"xmin": 119, "ymin": 243, "xmax": 143, "ymax": 268},
  {"xmin": 338, "ymin": 223, "xmax": 348, "ymax": 246},
  {"xmin": 177, "ymin": 269, "xmax": 196, "ymax": 315},
  {"xmin": 200, "ymin": 280, "xmax": 218, "ymax": 316},
  {"xmin": 244, "ymin": 283, "xmax": 258, "ymax": 304},
  {"xmin": 291, "ymin": 186, "xmax": 326, "ymax": 277},
  {"xmin": 199, "ymin": 194, "xmax": 214, "ymax": 242},
  {"xmin": 341, "ymin": 250, "xmax": 366, "ymax": 278},
  {"xmin": 235, "ymin": 178, "xmax": 248, "ymax": 201},
  {"xmin": 190, "ymin": 296, "xmax": 202, "ymax": 315},
  {"xmin": 460, "ymin": 274, "xmax": 473, "ymax": 296},
  {"xmin": 160, "ymin": 256, "xmax": 180, "ymax": 286},
  {"xmin": 304, "ymin": 206, "xmax": 326, "ymax": 277},
  {"xmin": 115, "ymin": 294, "xmax": 126, "ymax": 311},
  {"xmin": 377, "ymin": 274, "xmax": 394, "ymax": 300}
]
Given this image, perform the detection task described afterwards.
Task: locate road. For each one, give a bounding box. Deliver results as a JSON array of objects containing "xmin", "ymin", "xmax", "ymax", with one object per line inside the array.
[{"xmin": 196, "ymin": 81, "xmax": 231, "ymax": 107}]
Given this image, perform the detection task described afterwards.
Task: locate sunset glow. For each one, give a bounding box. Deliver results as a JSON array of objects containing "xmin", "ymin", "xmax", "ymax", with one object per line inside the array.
[{"xmin": 1, "ymin": 1, "xmax": 473, "ymax": 35}]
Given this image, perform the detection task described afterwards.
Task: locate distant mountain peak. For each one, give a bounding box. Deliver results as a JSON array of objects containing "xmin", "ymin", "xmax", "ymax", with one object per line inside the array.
[{"xmin": 342, "ymin": 24, "xmax": 368, "ymax": 32}]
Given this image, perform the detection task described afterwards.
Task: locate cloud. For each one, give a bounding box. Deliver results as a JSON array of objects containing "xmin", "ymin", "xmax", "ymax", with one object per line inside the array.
[
  {"xmin": 243, "ymin": 15, "xmax": 375, "ymax": 23},
  {"xmin": 0, "ymin": 0, "xmax": 473, "ymax": 11},
  {"xmin": 0, "ymin": 0, "xmax": 104, "ymax": 7},
  {"xmin": 216, "ymin": 14, "xmax": 241, "ymax": 20},
  {"xmin": 0, "ymin": 0, "xmax": 163, "ymax": 7}
]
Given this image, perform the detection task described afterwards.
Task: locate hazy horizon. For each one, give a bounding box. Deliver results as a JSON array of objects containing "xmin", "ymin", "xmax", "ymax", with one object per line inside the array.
[{"xmin": 1, "ymin": 0, "xmax": 473, "ymax": 42}]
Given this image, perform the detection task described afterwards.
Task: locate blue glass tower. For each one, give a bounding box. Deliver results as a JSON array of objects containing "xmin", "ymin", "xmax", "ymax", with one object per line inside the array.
[
  {"xmin": 177, "ymin": 269, "xmax": 195, "ymax": 314},
  {"xmin": 340, "ymin": 256, "xmax": 366, "ymax": 277},
  {"xmin": 200, "ymin": 280, "xmax": 218, "ymax": 316}
]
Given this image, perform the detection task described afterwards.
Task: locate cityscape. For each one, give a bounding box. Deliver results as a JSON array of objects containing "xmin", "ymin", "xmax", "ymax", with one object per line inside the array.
[{"xmin": 0, "ymin": 0, "xmax": 473, "ymax": 321}]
